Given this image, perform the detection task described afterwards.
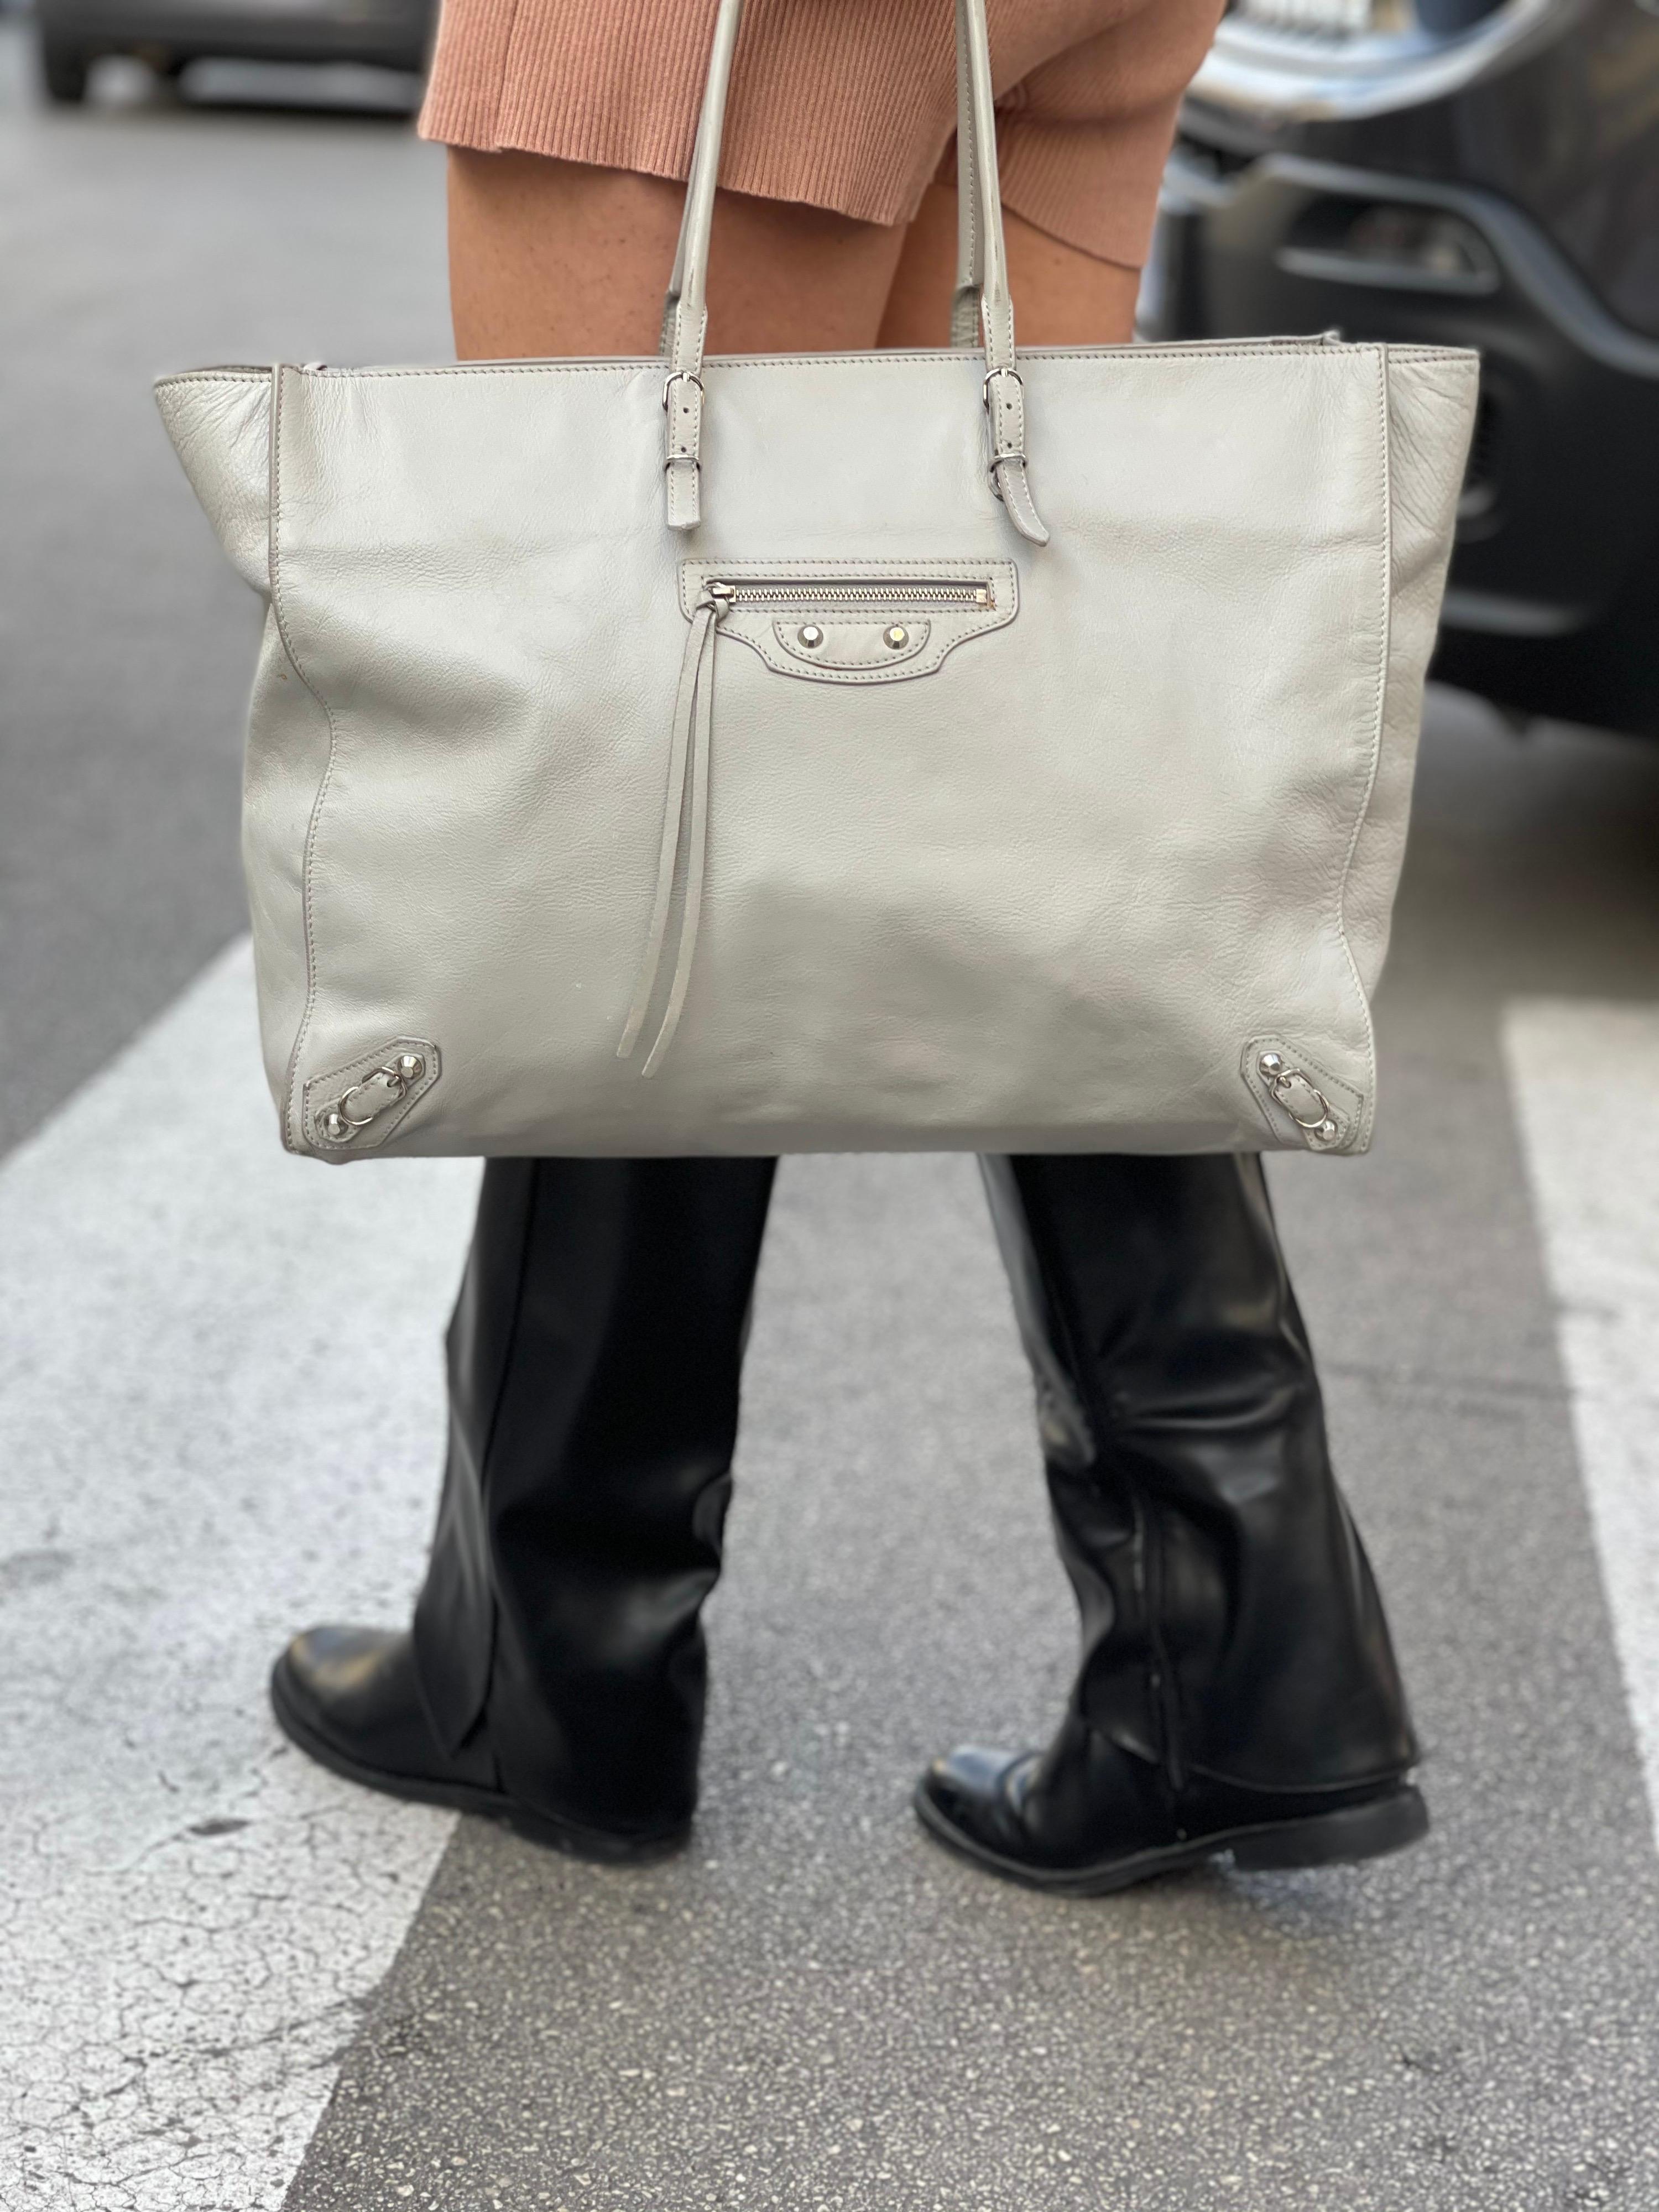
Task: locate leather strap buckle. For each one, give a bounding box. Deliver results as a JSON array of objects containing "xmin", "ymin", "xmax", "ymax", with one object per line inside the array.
[
  {"xmin": 983, "ymin": 364, "xmax": 1028, "ymax": 493},
  {"xmin": 662, "ymin": 369, "xmax": 705, "ymax": 412}
]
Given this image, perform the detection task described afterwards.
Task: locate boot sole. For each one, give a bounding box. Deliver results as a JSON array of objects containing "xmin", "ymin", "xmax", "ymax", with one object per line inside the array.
[
  {"xmin": 912, "ymin": 1777, "xmax": 1428, "ymax": 1896},
  {"xmin": 269, "ymin": 1659, "xmax": 690, "ymax": 1867}
]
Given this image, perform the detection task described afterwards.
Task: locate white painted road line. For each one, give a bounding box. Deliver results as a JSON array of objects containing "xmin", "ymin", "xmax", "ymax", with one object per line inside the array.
[
  {"xmin": 1506, "ymin": 999, "xmax": 1659, "ymax": 1846},
  {"xmin": 0, "ymin": 941, "xmax": 479, "ymax": 2212}
]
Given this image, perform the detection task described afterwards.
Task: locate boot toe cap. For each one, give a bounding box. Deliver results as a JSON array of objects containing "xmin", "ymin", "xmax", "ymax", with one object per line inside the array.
[
  {"xmin": 917, "ymin": 1745, "xmax": 1035, "ymax": 1858},
  {"xmin": 271, "ymin": 1622, "xmax": 453, "ymax": 1785},
  {"xmin": 281, "ymin": 1623, "xmax": 403, "ymax": 1706}
]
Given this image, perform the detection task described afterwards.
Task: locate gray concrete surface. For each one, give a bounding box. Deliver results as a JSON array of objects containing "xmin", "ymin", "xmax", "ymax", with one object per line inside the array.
[
  {"xmin": 0, "ymin": 23, "xmax": 447, "ymax": 1152},
  {"xmin": 0, "ymin": 947, "xmax": 476, "ymax": 2212},
  {"xmin": 4, "ymin": 24, "xmax": 1659, "ymax": 2208}
]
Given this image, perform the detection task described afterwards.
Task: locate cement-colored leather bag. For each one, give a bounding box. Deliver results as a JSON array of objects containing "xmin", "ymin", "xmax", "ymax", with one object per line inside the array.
[{"xmin": 156, "ymin": 0, "xmax": 1476, "ymax": 1164}]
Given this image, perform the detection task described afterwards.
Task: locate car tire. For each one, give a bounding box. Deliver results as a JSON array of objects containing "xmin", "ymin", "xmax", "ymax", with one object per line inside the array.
[{"xmin": 39, "ymin": 36, "xmax": 90, "ymax": 103}]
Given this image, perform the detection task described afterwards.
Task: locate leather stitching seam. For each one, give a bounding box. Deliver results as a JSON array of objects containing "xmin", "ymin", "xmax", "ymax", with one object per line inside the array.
[
  {"xmin": 266, "ymin": 366, "xmax": 343, "ymax": 1158},
  {"xmin": 154, "ymin": 345, "xmax": 1467, "ymax": 394},
  {"xmin": 725, "ymin": 627, "xmax": 1001, "ymax": 684},
  {"xmin": 1329, "ymin": 346, "xmax": 1392, "ymax": 1154}
]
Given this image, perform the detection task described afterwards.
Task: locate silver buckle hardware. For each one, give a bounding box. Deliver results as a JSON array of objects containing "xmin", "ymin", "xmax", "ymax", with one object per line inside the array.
[
  {"xmin": 661, "ymin": 369, "xmax": 705, "ymax": 412},
  {"xmin": 982, "ymin": 365, "xmax": 1028, "ymax": 498},
  {"xmin": 662, "ymin": 369, "xmax": 706, "ymax": 486}
]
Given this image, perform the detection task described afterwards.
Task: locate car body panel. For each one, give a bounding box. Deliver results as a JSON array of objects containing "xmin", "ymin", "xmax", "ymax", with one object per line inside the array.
[
  {"xmin": 38, "ymin": 0, "xmax": 432, "ymax": 83},
  {"xmin": 1156, "ymin": 0, "xmax": 1659, "ymax": 735}
]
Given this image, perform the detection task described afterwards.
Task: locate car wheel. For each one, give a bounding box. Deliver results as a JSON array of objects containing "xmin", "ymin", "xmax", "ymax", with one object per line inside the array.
[{"xmin": 39, "ymin": 36, "xmax": 90, "ymax": 103}]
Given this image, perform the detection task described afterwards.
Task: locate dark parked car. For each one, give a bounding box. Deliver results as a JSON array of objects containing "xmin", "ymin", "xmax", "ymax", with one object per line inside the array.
[
  {"xmin": 35, "ymin": 0, "xmax": 434, "ymax": 104},
  {"xmin": 1145, "ymin": 0, "xmax": 1659, "ymax": 739}
]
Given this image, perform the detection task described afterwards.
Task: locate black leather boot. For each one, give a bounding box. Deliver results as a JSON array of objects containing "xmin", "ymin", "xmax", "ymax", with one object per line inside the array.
[
  {"xmin": 916, "ymin": 1154, "xmax": 1425, "ymax": 1894},
  {"xmin": 269, "ymin": 1623, "xmax": 677, "ymax": 1860},
  {"xmin": 272, "ymin": 1155, "xmax": 776, "ymax": 1863}
]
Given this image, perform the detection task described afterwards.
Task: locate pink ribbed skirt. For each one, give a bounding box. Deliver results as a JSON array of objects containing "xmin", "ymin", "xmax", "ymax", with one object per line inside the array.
[{"xmin": 419, "ymin": 0, "xmax": 1224, "ymax": 270}]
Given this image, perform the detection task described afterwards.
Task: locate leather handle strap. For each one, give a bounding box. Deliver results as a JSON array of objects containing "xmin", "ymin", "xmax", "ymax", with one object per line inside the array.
[
  {"xmin": 950, "ymin": 0, "xmax": 984, "ymax": 349},
  {"xmin": 952, "ymin": 0, "xmax": 1047, "ymax": 542},
  {"xmin": 660, "ymin": 0, "xmax": 743, "ymax": 532},
  {"xmin": 659, "ymin": 0, "xmax": 1048, "ymax": 544}
]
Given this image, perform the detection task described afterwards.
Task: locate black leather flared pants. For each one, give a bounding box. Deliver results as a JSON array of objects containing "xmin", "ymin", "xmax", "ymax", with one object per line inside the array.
[{"xmin": 411, "ymin": 1154, "xmax": 1415, "ymax": 1837}]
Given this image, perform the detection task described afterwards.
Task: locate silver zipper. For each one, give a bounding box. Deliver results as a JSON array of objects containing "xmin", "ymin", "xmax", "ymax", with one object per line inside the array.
[{"xmin": 706, "ymin": 578, "xmax": 993, "ymax": 610}]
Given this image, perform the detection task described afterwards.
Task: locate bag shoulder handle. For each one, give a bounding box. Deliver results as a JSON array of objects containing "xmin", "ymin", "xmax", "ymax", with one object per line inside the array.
[{"xmin": 658, "ymin": 0, "xmax": 1048, "ymax": 544}]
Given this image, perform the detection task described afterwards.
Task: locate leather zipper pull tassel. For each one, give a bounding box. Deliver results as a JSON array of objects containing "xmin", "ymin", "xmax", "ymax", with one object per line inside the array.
[{"xmin": 617, "ymin": 587, "xmax": 728, "ymax": 1074}]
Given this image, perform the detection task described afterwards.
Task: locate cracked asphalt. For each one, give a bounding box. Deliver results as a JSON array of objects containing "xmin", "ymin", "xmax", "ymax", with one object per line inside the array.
[{"xmin": 4, "ymin": 26, "xmax": 1659, "ymax": 2211}]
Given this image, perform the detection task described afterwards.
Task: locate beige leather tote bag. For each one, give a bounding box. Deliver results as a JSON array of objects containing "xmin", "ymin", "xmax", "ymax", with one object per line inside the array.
[{"xmin": 156, "ymin": 0, "xmax": 1477, "ymax": 1164}]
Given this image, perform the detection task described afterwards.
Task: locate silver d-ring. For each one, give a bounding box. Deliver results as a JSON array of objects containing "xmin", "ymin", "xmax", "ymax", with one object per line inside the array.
[
  {"xmin": 335, "ymin": 1083, "xmax": 387, "ymax": 1129},
  {"xmin": 1273, "ymin": 1075, "xmax": 1336, "ymax": 1134},
  {"xmin": 1256, "ymin": 1051, "xmax": 1338, "ymax": 1141},
  {"xmin": 1283, "ymin": 1093, "xmax": 1333, "ymax": 1134}
]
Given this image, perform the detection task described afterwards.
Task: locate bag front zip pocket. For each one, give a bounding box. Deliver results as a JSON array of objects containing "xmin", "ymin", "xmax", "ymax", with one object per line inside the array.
[
  {"xmin": 680, "ymin": 559, "xmax": 1019, "ymax": 687},
  {"xmin": 705, "ymin": 577, "xmax": 996, "ymax": 611},
  {"xmin": 703, "ymin": 575, "xmax": 1005, "ymax": 670}
]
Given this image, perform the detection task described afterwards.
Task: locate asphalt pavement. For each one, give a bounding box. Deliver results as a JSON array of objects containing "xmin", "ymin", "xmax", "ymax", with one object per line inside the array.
[{"xmin": 3, "ymin": 28, "xmax": 1658, "ymax": 2212}]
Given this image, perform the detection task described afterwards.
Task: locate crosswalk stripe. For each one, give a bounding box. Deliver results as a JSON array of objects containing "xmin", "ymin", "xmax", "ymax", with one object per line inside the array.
[
  {"xmin": 1506, "ymin": 999, "xmax": 1659, "ymax": 1846},
  {"xmin": 8, "ymin": 951, "xmax": 1656, "ymax": 2205},
  {"xmin": 0, "ymin": 941, "xmax": 478, "ymax": 2211}
]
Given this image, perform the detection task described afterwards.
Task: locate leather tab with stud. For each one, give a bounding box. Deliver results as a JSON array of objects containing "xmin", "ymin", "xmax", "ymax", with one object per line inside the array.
[{"xmin": 1257, "ymin": 1051, "xmax": 1342, "ymax": 1150}]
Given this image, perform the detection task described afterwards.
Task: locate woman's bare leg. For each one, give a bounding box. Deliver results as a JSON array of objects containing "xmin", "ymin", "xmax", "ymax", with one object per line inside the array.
[
  {"xmin": 877, "ymin": 180, "xmax": 1140, "ymax": 348},
  {"xmin": 448, "ymin": 153, "xmax": 1141, "ymax": 364},
  {"xmin": 448, "ymin": 149, "xmax": 907, "ymax": 359}
]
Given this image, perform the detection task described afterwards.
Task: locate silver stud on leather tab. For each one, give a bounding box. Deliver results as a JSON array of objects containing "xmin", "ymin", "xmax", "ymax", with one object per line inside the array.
[
  {"xmin": 316, "ymin": 1048, "xmax": 434, "ymax": 1147},
  {"xmin": 884, "ymin": 625, "xmax": 909, "ymax": 649},
  {"xmin": 797, "ymin": 624, "xmax": 823, "ymax": 649},
  {"xmin": 1258, "ymin": 1052, "xmax": 1342, "ymax": 1150}
]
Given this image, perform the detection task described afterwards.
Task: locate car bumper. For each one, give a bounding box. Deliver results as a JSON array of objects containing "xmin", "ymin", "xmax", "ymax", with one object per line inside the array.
[{"xmin": 37, "ymin": 0, "xmax": 431, "ymax": 72}]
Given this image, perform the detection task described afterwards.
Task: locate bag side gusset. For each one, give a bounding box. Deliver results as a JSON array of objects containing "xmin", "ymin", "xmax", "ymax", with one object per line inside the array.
[
  {"xmin": 1340, "ymin": 346, "xmax": 1481, "ymax": 1076},
  {"xmin": 156, "ymin": 369, "xmax": 326, "ymax": 1149},
  {"xmin": 154, "ymin": 371, "xmax": 273, "ymax": 593}
]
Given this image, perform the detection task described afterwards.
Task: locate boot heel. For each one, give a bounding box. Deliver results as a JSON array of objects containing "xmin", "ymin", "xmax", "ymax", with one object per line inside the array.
[{"xmin": 1228, "ymin": 1785, "xmax": 1428, "ymax": 1871}]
